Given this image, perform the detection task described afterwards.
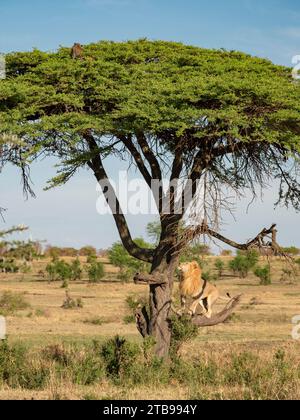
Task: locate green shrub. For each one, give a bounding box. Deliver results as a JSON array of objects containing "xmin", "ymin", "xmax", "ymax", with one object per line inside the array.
[
  {"xmin": 281, "ymin": 246, "xmax": 300, "ymax": 256},
  {"xmin": 86, "ymin": 254, "xmax": 97, "ymax": 264},
  {"xmin": 46, "ymin": 259, "xmax": 73, "ymax": 283},
  {"xmin": 118, "ymin": 268, "xmax": 133, "ymax": 283},
  {"xmin": 254, "ymin": 265, "xmax": 271, "ymax": 285},
  {"xmin": 0, "ymin": 258, "xmax": 19, "ymax": 273},
  {"xmin": 108, "ymin": 239, "xmax": 151, "ymax": 279},
  {"xmin": 0, "ymin": 341, "xmax": 49, "ymax": 389},
  {"xmin": 87, "ymin": 261, "xmax": 105, "ymax": 283},
  {"xmin": 0, "ymin": 291, "xmax": 31, "ymax": 315},
  {"xmin": 224, "ymin": 352, "xmax": 261, "ymax": 387},
  {"xmin": 70, "ymin": 258, "xmax": 82, "ymax": 281},
  {"xmin": 229, "ymin": 250, "xmax": 259, "ymax": 278},
  {"xmin": 124, "ymin": 294, "xmax": 148, "ymax": 325},
  {"xmin": 215, "ymin": 258, "xmax": 225, "ymax": 278},
  {"xmin": 202, "ymin": 270, "xmax": 217, "ymax": 282},
  {"xmin": 170, "ymin": 315, "xmax": 198, "ymax": 359},
  {"xmin": 101, "ymin": 336, "xmax": 140, "ymax": 381}
]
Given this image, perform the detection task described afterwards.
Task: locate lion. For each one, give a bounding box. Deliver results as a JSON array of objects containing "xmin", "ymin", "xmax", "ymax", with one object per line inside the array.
[{"xmin": 178, "ymin": 261, "xmax": 231, "ymax": 318}]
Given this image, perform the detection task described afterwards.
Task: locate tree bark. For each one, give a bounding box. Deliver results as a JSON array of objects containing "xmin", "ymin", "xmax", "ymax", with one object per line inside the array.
[{"xmin": 148, "ymin": 255, "xmax": 178, "ymax": 358}]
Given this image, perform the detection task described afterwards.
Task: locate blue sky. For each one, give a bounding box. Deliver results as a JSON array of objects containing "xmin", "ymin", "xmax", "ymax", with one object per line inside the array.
[{"xmin": 0, "ymin": 0, "xmax": 300, "ymax": 250}]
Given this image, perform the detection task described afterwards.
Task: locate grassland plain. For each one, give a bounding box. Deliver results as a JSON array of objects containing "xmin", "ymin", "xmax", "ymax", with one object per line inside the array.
[{"xmin": 0, "ymin": 256, "xmax": 299, "ymax": 400}]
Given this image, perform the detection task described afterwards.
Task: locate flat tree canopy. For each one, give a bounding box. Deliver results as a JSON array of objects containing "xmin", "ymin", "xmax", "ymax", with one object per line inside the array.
[{"xmin": 1, "ymin": 40, "xmax": 300, "ymax": 356}]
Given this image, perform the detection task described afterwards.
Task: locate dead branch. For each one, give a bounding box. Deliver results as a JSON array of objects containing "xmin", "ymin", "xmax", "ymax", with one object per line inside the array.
[
  {"xmin": 180, "ymin": 223, "xmax": 279, "ymax": 253},
  {"xmin": 192, "ymin": 294, "xmax": 242, "ymax": 327}
]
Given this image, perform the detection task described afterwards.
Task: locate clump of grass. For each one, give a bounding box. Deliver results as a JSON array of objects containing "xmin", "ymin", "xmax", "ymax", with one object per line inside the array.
[
  {"xmin": 43, "ymin": 343, "xmax": 105, "ymax": 385},
  {"xmin": 224, "ymin": 312, "xmax": 242, "ymax": 323},
  {"xmin": 123, "ymin": 314, "xmax": 135, "ymax": 324},
  {"xmin": 61, "ymin": 291, "xmax": 83, "ymax": 309},
  {"xmin": 1, "ymin": 338, "xmax": 300, "ymax": 399},
  {"xmin": 83, "ymin": 317, "xmax": 103, "ymax": 326},
  {"xmin": 0, "ymin": 340, "xmax": 50, "ymax": 390},
  {"xmin": 0, "ymin": 291, "xmax": 31, "ymax": 315}
]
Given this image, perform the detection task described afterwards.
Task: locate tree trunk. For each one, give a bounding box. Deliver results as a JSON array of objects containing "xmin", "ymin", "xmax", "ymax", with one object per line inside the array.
[{"xmin": 148, "ymin": 256, "xmax": 177, "ymax": 358}]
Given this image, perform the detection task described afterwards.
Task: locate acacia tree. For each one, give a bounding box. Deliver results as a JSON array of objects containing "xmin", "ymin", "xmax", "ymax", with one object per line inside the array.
[{"xmin": 1, "ymin": 41, "xmax": 300, "ymax": 357}]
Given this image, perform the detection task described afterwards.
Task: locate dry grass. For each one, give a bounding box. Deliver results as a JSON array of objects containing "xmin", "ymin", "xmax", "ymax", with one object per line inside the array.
[{"xmin": 0, "ymin": 256, "xmax": 299, "ymax": 400}]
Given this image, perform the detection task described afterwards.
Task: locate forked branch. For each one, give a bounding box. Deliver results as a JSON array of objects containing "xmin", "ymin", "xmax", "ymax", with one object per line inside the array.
[{"xmin": 180, "ymin": 223, "xmax": 279, "ymax": 253}]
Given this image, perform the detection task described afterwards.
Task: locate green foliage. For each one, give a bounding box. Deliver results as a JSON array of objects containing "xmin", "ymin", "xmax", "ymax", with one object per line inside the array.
[
  {"xmin": 170, "ymin": 315, "xmax": 198, "ymax": 359},
  {"xmin": 254, "ymin": 265, "xmax": 271, "ymax": 285},
  {"xmin": 101, "ymin": 336, "xmax": 140, "ymax": 380},
  {"xmin": 0, "ymin": 258, "xmax": 19, "ymax": 273},
  {"xmin": 202, "ymin": 270, "xmax": 218, "ymax": 282},
  {"xmin": 229, "ymin": 250, "xmax": 259, "ymax": 278},
  {"xmin": 2, "ymin": 40, "xmax": 300, "ymax": 211},
  {"xmin": 87, "ymin": 261, "xmax": 105, "ymax": 283},
  {"xmin": 70, "ymin": 258, "xmax": 82, "ymax": 281},
  {"xmin": 0, "ymin": 291, "xmax": 31, "ymax": 315},
  {"xmin": 124, "ymin": 294, "xmax": 148, "ymax": 324},
  {"xmin": 46, "ymin": 259, "xmax": 82, "ymax": 283},
  {"xmin": 146, "ymin": 221, "xmax": 161, "ymax": 245},
  {"xmin": 109, "ymin": 239, "xmax": 152, "ymax": 282},
  {"xmin": 281, "ymin": 246, "xmax": 300, "ymax": 256},
  {"xmin": 4, "ymin": 240, "xmax": 42, "ymax": 262},
  {"xmin": 43, "ymin": 343, "xmax": 105, "ymax": 385},
  {"xmin": 0, "ymin": 340, "xmax": 50, "ymax": 390},
  {"xmin": 215, "ymin": 258, "xmax": 225, "ymax": 278},
  {"xmin": 1, "ymin": 339, "xmax": 299, "ymax": 399},
  {"xmin": 86, "ymin": 254, "xmax": 97, "ymax": 264}
]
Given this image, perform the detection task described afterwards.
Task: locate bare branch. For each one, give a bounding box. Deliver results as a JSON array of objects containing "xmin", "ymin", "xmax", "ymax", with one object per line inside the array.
[
  {"xmin": 136, "ymin": 133, "xmax": 162, "ymax": 180},
  {"xmin": 84, "ymin": 131, "xmax": 154, "ymax": 263},
  {"xmin": 181, "ymin": 222, "xmax": 278, "ymax": 252},
  {"xmin": 119, "ymin": 135, "xmax": 153, "ymax": 188}
]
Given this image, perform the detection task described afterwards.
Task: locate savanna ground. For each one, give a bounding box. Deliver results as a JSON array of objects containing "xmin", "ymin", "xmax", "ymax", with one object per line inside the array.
[{"xmin": 0, "ymin": 255, "xmax": 300, "ymax": 400}]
